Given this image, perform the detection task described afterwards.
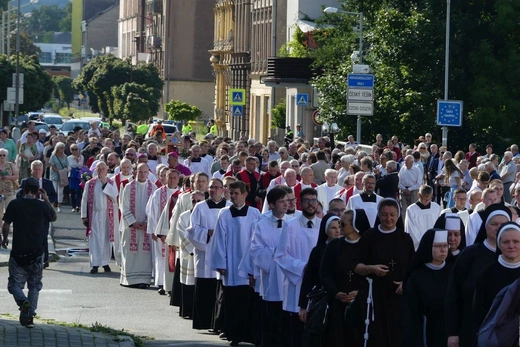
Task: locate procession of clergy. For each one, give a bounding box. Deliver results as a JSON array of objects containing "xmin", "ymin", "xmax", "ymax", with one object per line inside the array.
[{"xmin": 80, "ymin": 129, "xmax": 520, "ymax": 347}]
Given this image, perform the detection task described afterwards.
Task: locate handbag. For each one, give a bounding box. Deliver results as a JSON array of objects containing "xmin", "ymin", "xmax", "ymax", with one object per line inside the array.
[
  {"xmin": 305, "ymin": 287, "xmax": 329, "ymax": 334},
  {"xmin": 58, "ymin": 168, "xmax": 68, "ymax": 186}
]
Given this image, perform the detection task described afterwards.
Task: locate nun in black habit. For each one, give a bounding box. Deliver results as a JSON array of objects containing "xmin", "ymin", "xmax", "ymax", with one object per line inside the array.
[
  {"xmin": 403, "ymin": 228, "xmax": 454, "ymax": 347},
  {"xmin": 352, "ymin": 198, "xmax": 415, "ymax": 347},
  {"xmin": 473, "ymin": 222, "xmax": 520, "ymax": 335},
  {"xmin": 444, "ymin": 204, "xmax": 511, "ymax": 347},
  {"xmin": 319, "ymin": 209, "xmax": 370, "ymax": 347},
  {"xmin": 434, "ymin": 212, "xmax": 466, "ymax": 260}
]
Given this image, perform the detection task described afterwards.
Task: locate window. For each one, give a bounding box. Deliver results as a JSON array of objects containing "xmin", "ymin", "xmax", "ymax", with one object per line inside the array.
[
  {"xmin": 39, "ymin": 52, "xmax": 52, "ymax": 63},
  {"xmin": 55, "ymin": 53, "xmax": 71, "ymax": 64}
]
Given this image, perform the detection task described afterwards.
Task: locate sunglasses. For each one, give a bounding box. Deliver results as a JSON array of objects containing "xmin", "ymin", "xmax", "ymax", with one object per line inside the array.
[{"xmin": 125, "ymin": 153, "xmax": 135, "ymax": 157}]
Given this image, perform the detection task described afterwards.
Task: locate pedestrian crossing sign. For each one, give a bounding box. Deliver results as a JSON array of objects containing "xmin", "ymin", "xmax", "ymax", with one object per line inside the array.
[
  {"xmin": 232, "ymin": 105, "xmax": 243, "ymax": 117},
  {"xmin": 296, "ymin": 93, "xmax": 309, "ymax": 106},
  {"xmin": 230, "ymin": 88, "xmax": 246, "ymax": 105}
]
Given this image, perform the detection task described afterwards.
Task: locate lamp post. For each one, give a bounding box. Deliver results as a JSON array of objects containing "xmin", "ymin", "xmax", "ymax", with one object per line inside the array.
[
  {"xmin": 12, "ymin": 0, "xmax": 38, "ymax": 128},
  {"xmin": 323, "ymin": 6, "xmax": 364, "ymax": 143},
  {"xmin": 442, "ymin": 0, "xmax": 451, "ymax": 147}
]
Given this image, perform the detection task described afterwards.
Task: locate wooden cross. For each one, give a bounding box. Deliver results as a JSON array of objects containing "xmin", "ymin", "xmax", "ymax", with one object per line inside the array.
[{"xmin": 389, "ymin": 259, "xmax": 396, "ymax": 272}]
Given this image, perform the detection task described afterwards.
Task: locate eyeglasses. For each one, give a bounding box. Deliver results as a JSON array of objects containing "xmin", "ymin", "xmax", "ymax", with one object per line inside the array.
[
  {"xmin": 0, "ymin": 154, "xmax": 6, "ymax": 157},
  {"xmin": 71, "ymin": 148, "xmax": 78, "ymax": 151},
  {"xmin": 301, "ymin": 198, "xmax": 318, "ymax": 204},
  {"xmin": 209, "ymin": 186, "xmax": 223, "ymax": 190},
  {"xmin": 125, "ymin": 153, "xmax": 135, "ymax": 157}
]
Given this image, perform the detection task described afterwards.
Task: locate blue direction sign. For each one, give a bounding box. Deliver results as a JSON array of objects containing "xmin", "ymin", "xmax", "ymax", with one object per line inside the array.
[
  {"xmin": 296, "ymin": 93, "xmax": 308, "ymax": 106},
  {"xmin": 347, "ymin": 74, "xmax": 374, "ymax": 88},
  {"xmin": 437, "ymin": 100, "xmax": 463, "ymax": 127},
  {"xmin": 232, "ymin": 105, "xmax": 243, "ymax": 117}
]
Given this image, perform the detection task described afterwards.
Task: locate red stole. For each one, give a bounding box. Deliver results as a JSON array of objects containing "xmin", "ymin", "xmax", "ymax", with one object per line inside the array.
[
  {"xmin": 294, "ymin": 182, "xmax": 317, "ymax": 210},
  {"xmin": 128, "ymin": 180, "xmax": 153, "ymax": 253},
  {"xmin": 237, "ymin": 169, "xmax": 260, "ymax": 208}
]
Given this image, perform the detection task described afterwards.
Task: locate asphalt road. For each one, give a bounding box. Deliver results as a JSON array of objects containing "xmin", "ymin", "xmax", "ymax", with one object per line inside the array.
[{"xmin": 0, "ymin": 208, "xmax": 231, "ymax": 347}]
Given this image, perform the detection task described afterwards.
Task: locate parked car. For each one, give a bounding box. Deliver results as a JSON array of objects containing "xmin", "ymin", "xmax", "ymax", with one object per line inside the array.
[
  {"xmin": 42, "ymin": 114, "xmax": 64, "ymax": 130},
  {"xmin": 60, "ymin": 119, "xmax": 93, "ymax": 134},
  {"xmin": 28, "ymin": 111, "xmax": 44, "ymax": 120}
]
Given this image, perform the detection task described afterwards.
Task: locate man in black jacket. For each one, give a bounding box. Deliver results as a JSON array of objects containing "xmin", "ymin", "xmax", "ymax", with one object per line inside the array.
[{"xmin": 375, "ymin": 160, "xmax": 399, "ymax": 199}]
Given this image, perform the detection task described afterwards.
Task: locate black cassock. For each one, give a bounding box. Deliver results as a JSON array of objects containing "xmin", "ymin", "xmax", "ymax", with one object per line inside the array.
[
  {"xmin": 445, "ymin": 242, "xmax": 496, "ymax": 347},
  {"xmin": 403, "ymin": 263, "xmax": 453, "ymax": 347},
  {"xmin": 353, "ymin": 227, "xmax": 415, "ymax": 347},
  {"xmin": 320, "ymin": 237, "xmax": 364, "ymax": 347},
  {"xmin": 474, "ymin": 261, "xmax": 520, "ymax": 332}
]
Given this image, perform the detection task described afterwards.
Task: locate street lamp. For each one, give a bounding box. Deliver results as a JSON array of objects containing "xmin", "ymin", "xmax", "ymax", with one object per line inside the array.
[
  {"xmin": 322, "ymin": 122, "xmax": 340, "ymax": 149},
  {"xmin": 323, "ymin": 6, "xmax": 364, "ymax": 143},
  {"xmin": 2, "ymin": 0, "xmax": 38, "ymax": 56},
  {"xmin": 442, "ymin": 0, "xmax": 451, "ymax": 147},
  {"xmin": 11, "ymin": 0, "xmax": 38, "ymax": 129}
]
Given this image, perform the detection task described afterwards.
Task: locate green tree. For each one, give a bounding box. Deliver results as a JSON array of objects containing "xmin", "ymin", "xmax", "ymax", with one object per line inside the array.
[
  {"xmin": 74, "ymin": 55, "xmax": 163, "ymax": 123},
  {"xmin": 9, "ymin": 32, "xmax": 41, "ymax": 56},
  {"xmin": 26, "ymin": 4, "xmax": 66, "ymax": 40},
  {"xmin": 59, "ymin": 2, "xmax": 72, "ymax": 32},
  {"xmin": 164, "ymin": 100, "xmax": 202, "ymax": 122},
  {"xmin": 112, "ymin": 82, "xmax": 155, "ymax": 123},
  {"xmin": 271, "ymin": 99, "xmax": 286, "ymax": 129},
  {"xmin": 52, "ymin": 75, "xmax": 75, "ymax": 108}
]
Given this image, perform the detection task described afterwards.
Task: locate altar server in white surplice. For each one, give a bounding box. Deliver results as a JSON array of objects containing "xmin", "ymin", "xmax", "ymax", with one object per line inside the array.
[
  {"xmin": 146, "ymin": 169, "xmax": 180, "ymax": 292},
  {"xmin": 249, "ymin": 187, "xmax": 289, "ymax": 346},
  {"xmin": 209, "ymin": 180, "xmax": 261, "ymax": 345},
  {"xmin": 81, "ymin": 162, "xmax": 119, "ymax": 273},
  {"xmin": 186, "ymin": 177, "xmax": 229, "ymax": 330},
  {"xmin": 274, "ymin": 187, "xmax": 321, "ymax": 347},
  {"xmin": 120, "ymin": 163, "xmax": 156, "ymax": 288},
  {"xmin": 405, "ymin": 185, "xmax": 442, "ymax": 250},
  {"xmin": 176, "ymin": 190, "xmax": 205, "ymax": 319},
  {"xmin": 346, "ymin": 173, "xmax": 383, "ymax": 227}
]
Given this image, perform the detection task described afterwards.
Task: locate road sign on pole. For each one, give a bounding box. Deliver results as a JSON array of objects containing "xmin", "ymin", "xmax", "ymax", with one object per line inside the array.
[
  {"xmin": 7, "ymin": 87, "xmax": 23, "ymax": 104},
  {"xmin": 229, "ymin": 89, "xmax": 246, "ymax": 105},
  {"xmin": 347, "ymin": 74, "xmax": 374, "ymax": 88},
  {"xmin": 437, "ymin": 100, "xmax": 463, "ymax": 127},
  {"xmin": 232, "ymin": 105, "xmax": 243, "ymax": 117},
  {"xmin": 347, "ymin": 88, "xmax": 373, "ymax": 101},
  {"xmin": 347, "ymin": 101, "xmax": 373, "ymax": 116},
  {"xmin": 296, "ymin": 93, "xmax": 308, "ymax": 106}
]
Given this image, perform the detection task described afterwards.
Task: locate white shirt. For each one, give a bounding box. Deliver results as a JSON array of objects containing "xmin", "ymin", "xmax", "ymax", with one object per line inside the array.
[{"xmin": 398, "ymin": 165, "xmax": 423, "ymax": 191}]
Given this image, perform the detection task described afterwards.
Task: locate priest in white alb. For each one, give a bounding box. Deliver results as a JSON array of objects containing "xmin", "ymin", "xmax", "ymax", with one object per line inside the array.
[
  {"xmin": 120, "ymin": 163, "xmax": 156, "ymax": 288},
  {"xmin": 146, "ymin": 169, "xmax": 180, "ymax": 294},
  {"xmin": 81, "ymin": 162, "xmax": 119, "ymax": 274}
]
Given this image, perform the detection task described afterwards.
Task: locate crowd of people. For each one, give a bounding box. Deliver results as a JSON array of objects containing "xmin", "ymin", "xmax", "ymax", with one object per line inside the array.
[{"xmin": 2, "ymin": 119, "xmax": 520, "ymax": 346}]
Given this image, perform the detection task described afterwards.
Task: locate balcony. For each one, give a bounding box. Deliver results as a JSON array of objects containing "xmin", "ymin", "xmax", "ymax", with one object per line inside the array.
[{"xmin": 263, "ymin": 57, "xmax": 316, "ymax": 87}]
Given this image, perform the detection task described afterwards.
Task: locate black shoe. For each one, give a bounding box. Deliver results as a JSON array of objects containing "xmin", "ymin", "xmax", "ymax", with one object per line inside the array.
[
  {"xmin": 219, "ymin": 332, "xmax": 227, "ymax": 339},
  {"xmin": 158, "ymin": 288, "xmax": 166, "ymax": 295},
  {"xmin": 19, "ymin": 300, "xmax": 31, "ymax": 327},
  {"xmin": 138, "ymin": 284, "xmax": 149, "ymax": 289},
  {"xmin": 90, "ymin": 266, "xmax": 99, "ymax": 274},
  {"xmin": 103, "ymin": 265, "xmax": 111, "ymax": 272},
  {"xmin": 44, "ymin": 262, "xmax": 49, "ymax": 269},
  {"xmin": 208, "ymin": 329, "xmax": 219, "ymax": 335},
  {"xmin": 25, "ymin": 317, "xmax": 34, "ymax": 329}
]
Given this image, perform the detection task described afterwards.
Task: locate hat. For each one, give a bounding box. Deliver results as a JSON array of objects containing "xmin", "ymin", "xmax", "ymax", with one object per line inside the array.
[
  {"xmin": 25, "ymin": 177, "xmax": 39, "ymax": 187},
  {"xmin": 39, "ymin": 129, "xmax": 47, "ymax": 134},
  {"xmin": 168, "ymin": 151, "xmax": 179, "ymax": 158},
  {"xmin": 137, "ymin": 153, "xmax": 147, "ymax": 160}
]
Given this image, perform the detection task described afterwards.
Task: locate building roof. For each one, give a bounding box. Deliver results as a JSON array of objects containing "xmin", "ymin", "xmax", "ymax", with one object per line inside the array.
[{"xmin": 53, "ymin": 32, "xmax": 71, "ymax": 44}]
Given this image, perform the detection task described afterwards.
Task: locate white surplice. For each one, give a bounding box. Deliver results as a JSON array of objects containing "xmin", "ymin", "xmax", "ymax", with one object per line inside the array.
[
  {"xmin": 316, "ymin": 183, "xmax": 342, "ymax": 213},
  {"xmin": 120, "ymin": 179, "xmax": 156, "ymax": 286},
  {"xmin": 209, "ymin": 205, "xmax": 261, "ymax": 286},
  {"xmin": 274, "ymin": 215, "xmax": 321, "ymax": 313},
  {"xmin": 249, "ymin": 214, "xmax": 288, "ymax": 301},
  {"xmin": 346, "ymin": 193, "xmax": 383, "ymax": 227},
  {"xmin": 465, "ymin": 211, "xmax": 483, "ymax": 246},
  {"xmin": 178, "ymin": 210, "xmax": 195, "ymax": 285},
  {"xmin": 81, "ymin": 178, "xmax": 119, "ymax": 267},
  {"xmin": 146, "ymin": 185, "xmax": 177, "ymax": 286},
  {"xmin": 405, "ymin": 202, "xmax": 442, "ymax": 250},
  {"xmin": 186, "ymin": 199, "xmax": 231, "ymax": 279}
]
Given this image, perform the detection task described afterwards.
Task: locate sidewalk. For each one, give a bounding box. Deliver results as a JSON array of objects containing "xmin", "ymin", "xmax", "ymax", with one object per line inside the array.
[{"xmin": 0, "ymin": 316, "xmax": 135, "ymax": 347}]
